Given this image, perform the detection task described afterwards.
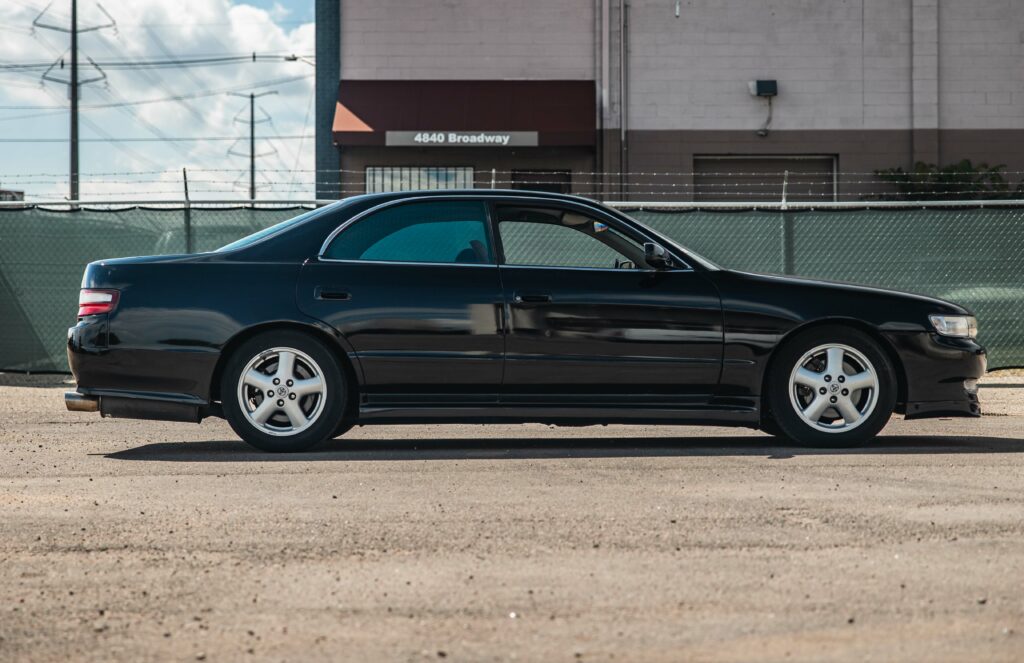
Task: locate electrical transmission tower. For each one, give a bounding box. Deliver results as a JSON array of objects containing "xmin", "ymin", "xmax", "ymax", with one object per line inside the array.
[
  {"xmin": 228, "ymin": 91, "xmax": 278, "ymax": 201},
  {"xmin": 33, "ymin": 1, "xmax": 117, "ymax": 201}
]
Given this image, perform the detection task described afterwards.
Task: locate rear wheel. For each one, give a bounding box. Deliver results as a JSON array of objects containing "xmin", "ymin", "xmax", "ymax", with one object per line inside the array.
[
  {"xmin": 767, "ymin": 326, "xmax": 896, "ymax": 447},
  {"xmin": 221, "ymin": 330, "xmax": 346, "ymax": 452}
]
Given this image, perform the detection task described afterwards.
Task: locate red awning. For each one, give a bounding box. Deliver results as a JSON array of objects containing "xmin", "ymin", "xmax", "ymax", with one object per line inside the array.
[{"xmin": 333, "ymin": 80, "xmax": 596, "ymax": 147}]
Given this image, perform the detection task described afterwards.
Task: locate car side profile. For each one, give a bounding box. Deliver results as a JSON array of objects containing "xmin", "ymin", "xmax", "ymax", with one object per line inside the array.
[{"xmin": 65, "ymin": 190, "xmax": 986, "ymax": 452}]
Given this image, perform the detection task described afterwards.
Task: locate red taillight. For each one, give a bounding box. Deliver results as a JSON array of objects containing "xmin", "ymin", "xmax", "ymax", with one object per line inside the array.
[{"xmin": 78, "ymin": 289, "xmax": 119, "ymax": 317}]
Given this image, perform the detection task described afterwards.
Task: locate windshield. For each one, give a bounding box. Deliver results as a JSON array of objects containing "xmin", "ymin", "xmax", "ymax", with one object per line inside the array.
[
  {"xmin": 609, "ymin": 207, "xmax": 721, "ymax": 270},
  {"xmin": 216, "ymin": 207, "xmax": 324, "ymax": 253}
]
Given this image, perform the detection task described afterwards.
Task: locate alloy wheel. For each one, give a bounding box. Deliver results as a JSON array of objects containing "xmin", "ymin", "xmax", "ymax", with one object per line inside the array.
[
  {"xmin": 236, "ymin": 346, "xmax": 327, "ymax": 436},
  {"xmin": 788, "ymin": 343, "xmax": 879, "ymax": 433}
]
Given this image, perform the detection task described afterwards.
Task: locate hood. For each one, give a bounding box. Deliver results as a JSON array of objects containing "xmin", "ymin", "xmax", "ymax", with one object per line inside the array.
[{"xmin": 725, "ymin": 269, "xmax": 972, "ymax": 315}]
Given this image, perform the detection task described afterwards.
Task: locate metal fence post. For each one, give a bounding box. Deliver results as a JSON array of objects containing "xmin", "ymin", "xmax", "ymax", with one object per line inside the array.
[
  {"xmin": 182, "ymin": 167, "xmax": 193, "ymax": 254},
  {"xmin": 781, "ymin": 210, "xmax": 795, "ymax": 275}
]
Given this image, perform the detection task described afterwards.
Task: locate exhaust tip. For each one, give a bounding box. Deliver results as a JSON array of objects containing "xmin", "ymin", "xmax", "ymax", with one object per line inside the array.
[{"xmin": 65, "ymin": 391, "xmax": 99, "ymax": 413}]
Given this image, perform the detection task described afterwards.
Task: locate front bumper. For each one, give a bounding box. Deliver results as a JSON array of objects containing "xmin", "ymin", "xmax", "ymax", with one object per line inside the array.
[{"xmin": 885, "ymin": 332, "xmax": 986, "ymax": 420}]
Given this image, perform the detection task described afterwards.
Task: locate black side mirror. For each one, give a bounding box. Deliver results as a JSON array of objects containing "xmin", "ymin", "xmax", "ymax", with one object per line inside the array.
[{"xmin": 644, "ymin": 242, "xmax": 673, "ymax": 269}]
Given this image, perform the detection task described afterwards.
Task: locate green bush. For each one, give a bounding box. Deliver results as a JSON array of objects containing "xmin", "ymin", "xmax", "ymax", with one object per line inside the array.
[{"xmin": 874, "ymin": 159, "xmax": 1024, "ymax": 200}]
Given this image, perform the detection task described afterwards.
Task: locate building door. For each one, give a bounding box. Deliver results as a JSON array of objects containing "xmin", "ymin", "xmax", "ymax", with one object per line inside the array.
[{"xmin": 511, "ymin": 170, "xmax": 571, "ymax": 194}]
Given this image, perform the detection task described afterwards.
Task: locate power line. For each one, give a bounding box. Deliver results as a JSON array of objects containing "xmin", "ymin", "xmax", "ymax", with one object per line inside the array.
[
  {"xmin": 0, "ymin": 73, "xmax": 312, "ymax": 110},
  {"xmin": 0, "ymin": 135, "xmax": 312, "ymax": 142},
  {"xmin": 0, "ymin": 53, "xmax": 315, "ymax": 70}
]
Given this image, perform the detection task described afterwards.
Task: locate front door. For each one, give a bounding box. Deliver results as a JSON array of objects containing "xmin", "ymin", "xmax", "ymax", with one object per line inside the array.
[
  {"xmin": 493, "ymin": 203, "xmax": 723, "ymax": 405},
  {"xmin": 298, "ymin": 199, "xmax": 504, "ymax": 405}
]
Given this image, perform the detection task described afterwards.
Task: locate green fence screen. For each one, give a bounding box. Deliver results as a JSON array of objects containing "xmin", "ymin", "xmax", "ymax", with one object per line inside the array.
[{"xmin": 1, "ymin": 204, "xmax": 1021, "ymax": 372}]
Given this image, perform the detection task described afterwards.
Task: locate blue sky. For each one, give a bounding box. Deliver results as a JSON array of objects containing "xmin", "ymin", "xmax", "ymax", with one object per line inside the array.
[{"xmin": 0, "ymin": 0, "xmax": 316, "ymax": 201}]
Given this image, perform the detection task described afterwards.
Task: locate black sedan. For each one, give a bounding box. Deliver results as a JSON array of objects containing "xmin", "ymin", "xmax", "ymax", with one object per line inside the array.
[{"xmin": 65, "ymin": 190, "xmax": 986, "ymax": 452}]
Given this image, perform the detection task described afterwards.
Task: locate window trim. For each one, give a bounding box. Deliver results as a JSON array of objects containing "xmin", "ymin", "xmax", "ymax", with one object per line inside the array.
[
  {"xmin": 318, "ymin": 198, "xmax": 496, "ymax": 266},
  {"xmin": 317, "ymin": 194, "xmax": 693, "ymax": 272}
]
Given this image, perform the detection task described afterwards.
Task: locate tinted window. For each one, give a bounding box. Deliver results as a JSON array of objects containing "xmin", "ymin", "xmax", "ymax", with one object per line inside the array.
[
  {"xmin": 323, "ymin": 201, "xmax": 493, "ymax": 264},
  {"xmin": 217, "ymin": 206, "xmax": 325, "ymax": 253},
  {"xmin": 497, "ymin": 207, "xmax": 643, "ymax": 269}
]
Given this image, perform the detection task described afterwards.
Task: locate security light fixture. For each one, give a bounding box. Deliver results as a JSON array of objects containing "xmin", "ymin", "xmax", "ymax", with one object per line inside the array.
[
  {"xmin": 749, "ymin": 80, "xmax": 778, "ymax": 97},
  {"xmin": 748, "ymin": 80, "xmax": 778, "ymax": 137}
]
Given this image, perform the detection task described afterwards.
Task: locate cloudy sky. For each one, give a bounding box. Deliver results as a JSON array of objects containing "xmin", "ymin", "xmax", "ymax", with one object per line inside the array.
[{"xmin": 0, "ymin": 0, "xmax": 315, "ymax": 201}]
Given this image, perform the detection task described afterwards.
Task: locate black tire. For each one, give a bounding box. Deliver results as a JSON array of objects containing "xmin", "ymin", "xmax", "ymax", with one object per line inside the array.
[
  {"xmin": 766, "ymin": 326, "xmax": 897, "ymax": 448},
  {"xmin": 221, "ymin": 330, "xmax": 347, "ymax": 452},
  {"xmin": 759, "ymin": 417, "xmax": 785, "ymax": 439}
]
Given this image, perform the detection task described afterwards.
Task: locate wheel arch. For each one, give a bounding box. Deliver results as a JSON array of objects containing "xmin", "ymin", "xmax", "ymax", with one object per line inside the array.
[
  {"xmin": 209, "ymin": 320, "xmax": 362, "ymax": 415},
  {"xmin": 759, "ymin": 317, "xmax": 908, "ymax": 426}
]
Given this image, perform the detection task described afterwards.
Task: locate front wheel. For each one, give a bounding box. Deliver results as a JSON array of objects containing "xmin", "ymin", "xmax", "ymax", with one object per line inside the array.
[
  {"xmin": 221, "ymin": 330, "xmax": 346, "ymax": 452},
  {"xmin": 767, "ymin": 326, "xmax": 897, "ymax": 447}
]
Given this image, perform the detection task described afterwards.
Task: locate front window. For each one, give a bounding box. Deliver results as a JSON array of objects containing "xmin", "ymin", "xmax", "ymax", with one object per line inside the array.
[
  {"xmin": 323, "ymin": 200, "xmax": 493, "ymax": 265},
  {"xmin": 495, "ymin": 206, "xmax": 647, "ymax": 270}
]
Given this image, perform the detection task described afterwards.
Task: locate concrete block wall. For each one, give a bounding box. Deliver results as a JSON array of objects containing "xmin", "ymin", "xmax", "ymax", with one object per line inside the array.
[
  {"xmin": 939, "ymin": 0, "xmax": 1024, "ymax": 130},
  {"xmin": 339, "ymin": 0, "xmax": 595, "ymax": 80},
  {"xmin": 324, "ymin": 0, "xmax": 1024, "ymax": 197},
  {"xmin": 626, "ymin": 0, "xmax": 913, "ymax": 132}
]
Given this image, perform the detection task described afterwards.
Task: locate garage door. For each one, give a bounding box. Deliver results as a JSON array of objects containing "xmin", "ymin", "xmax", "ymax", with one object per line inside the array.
[{"xmin": 693, "ymin": 156, "xmax": 836, "ymax": 203}]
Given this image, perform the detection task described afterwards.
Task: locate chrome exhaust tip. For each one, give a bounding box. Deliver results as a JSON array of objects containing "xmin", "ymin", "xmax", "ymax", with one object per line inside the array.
[{"xmin": 65, "ymin": 391, "xmax": 99, "ymax": 413}]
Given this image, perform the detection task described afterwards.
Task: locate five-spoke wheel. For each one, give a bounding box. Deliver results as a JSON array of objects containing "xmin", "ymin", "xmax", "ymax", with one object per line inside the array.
[
  {"xmin": 222, "ymin": 331, "xmax": 347, "ymax": 452},
  {"xmin": 767, "ymin": 326, "xmax": 896, "ymax": 447},
  {"xmin": 237, "ymin": 347, "xmax": 328, "ymax": 436},
  {"xmin": 788, "ymin": 344, "xmax": 879, "ymax": 433}
]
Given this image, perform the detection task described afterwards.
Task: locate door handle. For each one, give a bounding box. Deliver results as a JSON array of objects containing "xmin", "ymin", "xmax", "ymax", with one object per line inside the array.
[
  {"xmin": 513, "ymin": 292, "xmax": 552, "ymax": 304},
  {"xmin": 314, "ymin": 286, "xmax": 351, "ymax": 301}
]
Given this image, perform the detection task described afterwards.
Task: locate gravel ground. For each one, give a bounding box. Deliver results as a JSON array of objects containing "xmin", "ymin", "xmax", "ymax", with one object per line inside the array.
[{"xmin": 1, "ymin": 374, "xmax": 1023, "ymax": 662}]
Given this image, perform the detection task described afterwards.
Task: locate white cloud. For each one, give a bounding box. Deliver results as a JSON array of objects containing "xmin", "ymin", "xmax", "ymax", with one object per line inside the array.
[{"xmin": 0, "ymin": 0, "xmax": 316, "ymax": 201}]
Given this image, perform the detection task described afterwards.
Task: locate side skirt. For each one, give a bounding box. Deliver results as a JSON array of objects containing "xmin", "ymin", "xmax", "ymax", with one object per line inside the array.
[{"xmin": 356, "ymin": 404, "xmax": 760, "ymax": 427}]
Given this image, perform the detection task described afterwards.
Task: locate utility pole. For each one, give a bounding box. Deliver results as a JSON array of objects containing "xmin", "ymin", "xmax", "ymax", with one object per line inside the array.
[
  {"xmin": 228, "ymin": 90, "xmax": 277, "ymax": 201},
  {"xmin": 33, "ymin": 1, "xmax": 114, "ymax": 201},
  {"xmin": 69, "ymin": 0, "xmax": 78, "ymax": 201}
]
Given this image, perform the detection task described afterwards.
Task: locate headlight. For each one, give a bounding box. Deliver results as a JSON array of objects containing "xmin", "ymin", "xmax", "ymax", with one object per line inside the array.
[{"xmin": 928, "ymin": 314, "xmax": 978, "ymax": 339}]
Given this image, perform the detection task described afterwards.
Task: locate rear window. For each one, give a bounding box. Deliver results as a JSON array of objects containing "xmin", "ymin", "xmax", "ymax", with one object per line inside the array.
[{"xmin": 216, "ymin": 207, "xmax": 324, "ymax": 253}]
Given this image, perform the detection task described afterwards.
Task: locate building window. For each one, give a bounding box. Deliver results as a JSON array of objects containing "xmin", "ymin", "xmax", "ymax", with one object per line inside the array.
[
  {"xmin": 511, "ymin": 170, "xmax": 571, "ymax": 194},
  {"xmin": 365, "ymin": 167, "xmax": 474, "ymax": 193}
]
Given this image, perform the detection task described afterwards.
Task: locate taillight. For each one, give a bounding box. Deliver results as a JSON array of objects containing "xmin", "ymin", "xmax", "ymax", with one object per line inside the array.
[{"xmin": 78, "ymin": 289, "xmax": 119, "ymax": 317}]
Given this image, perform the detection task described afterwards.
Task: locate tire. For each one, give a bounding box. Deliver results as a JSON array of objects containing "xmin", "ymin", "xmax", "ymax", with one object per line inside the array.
[
  {"xmin": 759, "ymin": 417, "xmax": 784, "ymax": 439},
  {"xmin": 221, "ymin": 330, "xmax": 347, "ymax": 452},
  {"xmin": 766, "ymin": 326, "xmax": 897, "ymax": 448}
]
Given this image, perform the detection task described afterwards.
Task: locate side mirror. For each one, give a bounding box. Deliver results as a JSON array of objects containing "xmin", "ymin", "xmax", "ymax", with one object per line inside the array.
[{"xmin": 644, "ymin": 242, "xmax": 673, "ymax": 269}]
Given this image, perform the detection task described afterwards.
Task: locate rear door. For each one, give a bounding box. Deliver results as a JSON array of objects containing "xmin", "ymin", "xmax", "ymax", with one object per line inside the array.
[
  {"xmin": 298, "ymin": 198, "xmax": 504, "ymax": 405},
  {"xmin": 493, "ymin": 202, "xmax": 723, "ymax": 405}
]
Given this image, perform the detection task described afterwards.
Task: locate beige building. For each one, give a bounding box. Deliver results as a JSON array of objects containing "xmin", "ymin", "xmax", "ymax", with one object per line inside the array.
[{"xmin": 314, "ymin": 0, "xmax": 1024, "ymax": 201}]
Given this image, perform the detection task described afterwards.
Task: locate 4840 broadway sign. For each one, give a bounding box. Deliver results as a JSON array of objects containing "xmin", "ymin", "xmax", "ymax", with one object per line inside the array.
[{"xmin": 385, "ymin": 131, "xmax": 539, "ymax": 147}]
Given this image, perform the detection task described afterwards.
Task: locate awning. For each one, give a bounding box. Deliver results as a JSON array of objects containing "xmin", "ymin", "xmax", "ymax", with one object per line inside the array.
[{"xmin": 332, "ymin": 80, "xmax": 596, "ymax": 147}]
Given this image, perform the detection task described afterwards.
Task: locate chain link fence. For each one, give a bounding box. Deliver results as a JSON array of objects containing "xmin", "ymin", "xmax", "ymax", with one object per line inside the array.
[{"xmin": 1, "ymin": 202, "xmax": 1021, "ymax": 372}]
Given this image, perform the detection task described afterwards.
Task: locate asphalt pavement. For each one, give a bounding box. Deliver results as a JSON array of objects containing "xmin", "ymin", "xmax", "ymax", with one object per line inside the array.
[{"xmin": 1, "ymin": 374, "xmax": 1022, "ymax": 662}]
